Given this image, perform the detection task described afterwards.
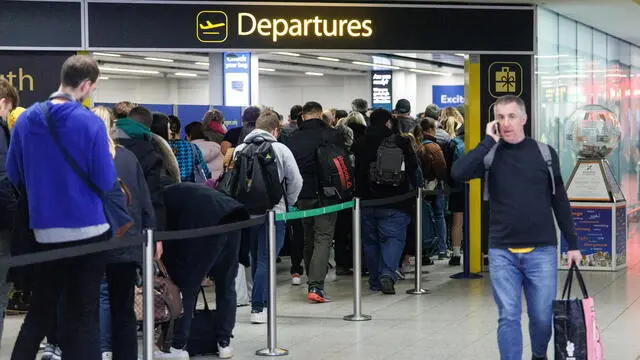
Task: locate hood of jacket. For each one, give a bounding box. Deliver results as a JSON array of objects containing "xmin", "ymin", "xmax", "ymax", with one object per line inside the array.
[
  {"xmin": 242, "ymin": 128, "xmax": 277, "ymax": 144},
  {"xmin": 22, "ymin": 101, "xmax": 91, "ymax": 135},
  {"xmin": 191, "ymin": 138, "xmax": 221, "ymax": 163},
  {"xmin": 116, "ymin": 118, "xmax": 152, "ymax": 141}
]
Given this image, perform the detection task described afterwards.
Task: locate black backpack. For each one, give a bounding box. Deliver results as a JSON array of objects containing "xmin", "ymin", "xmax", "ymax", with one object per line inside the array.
[
  {"xmin": 369, "ymin": 135, "xmax": 405, "ymax": 187},
  {"xmin": 316, "ymin": 134, "xmax": 354, "ymax": 201},
  {"xmin": 220, "ymin": 136, "xmax": 283, "ymax": 215}
]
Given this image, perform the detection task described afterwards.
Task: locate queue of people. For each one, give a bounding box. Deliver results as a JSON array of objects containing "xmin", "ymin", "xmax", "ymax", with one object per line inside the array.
[{"xmin": 0, "ymin": 54, "xmax": 581, "ymax": 360}]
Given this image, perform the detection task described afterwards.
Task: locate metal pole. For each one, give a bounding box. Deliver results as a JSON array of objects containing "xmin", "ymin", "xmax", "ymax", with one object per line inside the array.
[
  {"xmin": 143, "ymin": 229, "xmax": 155, "ymax": 360},
  {"xmin": 407, "ymin": 188, "xmax": 429, "ymax": 295},
  {"xmin": 344, "ymin": 198, "xmax": 371, "ymax": 321},
  {"xmin": 256, "ymin": 211, "xmax": 288, "ymax": 357}
]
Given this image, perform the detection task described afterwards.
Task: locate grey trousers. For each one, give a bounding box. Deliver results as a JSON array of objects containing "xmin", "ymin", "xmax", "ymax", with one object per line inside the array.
[
  {"xmin": 0, "ymin": 230, "xmax": 13, "ymax": 347},
  {"xmin": 298, "ymin": 199, "xmax": 337, "ymax": 290}
]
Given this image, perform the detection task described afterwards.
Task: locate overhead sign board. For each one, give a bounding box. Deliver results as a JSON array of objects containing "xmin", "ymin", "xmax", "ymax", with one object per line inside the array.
[
  {"xmin": 223, "ymin": 52, "xmax": 251, "ymax": 107},
  {"xmin": 432, "ymin": 85, "xmax": 465, "ymax": 109},
  {"xmin": 371, "ymin": 71, "xmax": 393, "ymax": 111},
  {"xmin": 0, "ymin": 1, "xmax": 81, "ymax": 48},
  {"xmin": 87, "ymin": 3, "xmax": 534, "ymax": 52}
]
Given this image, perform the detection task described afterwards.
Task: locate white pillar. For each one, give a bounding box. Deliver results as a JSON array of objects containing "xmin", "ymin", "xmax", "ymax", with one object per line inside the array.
[
  {"xmin": 392, "ymin": 71, "xmax": 418, "ymax": 117},
  {"xmin": 209, "ymin": 53, "xmax": 224, "ymax": 106},
  {"xmin": 251, "ymin": 53, "xmax": 260, "ymax": 106}
]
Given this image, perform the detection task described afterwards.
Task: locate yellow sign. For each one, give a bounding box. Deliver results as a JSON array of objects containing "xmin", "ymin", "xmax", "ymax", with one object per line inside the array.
[
  {"xmin": 196, "ymin": 11, "xmax": 229, "ymax": 43},
  {"xmin": 488, "ymin": 62, "xmax": 523, "ymax": 98},
  {"xmin": 196, "ymin": 10, "xmax": 373, "ymax": 43}
]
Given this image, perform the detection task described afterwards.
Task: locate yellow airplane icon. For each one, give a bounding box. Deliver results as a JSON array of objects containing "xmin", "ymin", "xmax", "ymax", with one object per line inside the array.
[{"xmin": 198, "ymin": 20, "xmax": 225, "ymax": 34}]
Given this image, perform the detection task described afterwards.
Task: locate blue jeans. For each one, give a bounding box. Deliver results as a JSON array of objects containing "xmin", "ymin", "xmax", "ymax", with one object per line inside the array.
[
  {"xmin": 99, "ymin": 279, "xmax": 111, "ymax": 353},
  {"xmin": 362, "ymin": 208, "xmax": 411, "ymax": 289},
  {"xmin": 250, "ymin": 221, "xmax": 286, "ymax": 312},
  {"xmin": 422, "ymin": 193, "xmax": 447, "ymax": 255},
  {"xmin": 489, "ymin": 246, "xmax": 557, "ymax": 360}
]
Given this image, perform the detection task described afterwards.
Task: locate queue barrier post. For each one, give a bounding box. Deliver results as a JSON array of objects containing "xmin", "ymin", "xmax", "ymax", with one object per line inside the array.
[
  {"xmin": 407, "ymin": 187, "xmax": 430, "ymax": 295},
  {"xmin": 344, "ymin": 197, "xmax": 372, "ymax": 322},
  {"xmin": 256, "ymin": 210, "xmax": 288, "ymax": 357},
  {"xmin": 143, "ymin": 229, "xmax": 155, "ymax": 360}
]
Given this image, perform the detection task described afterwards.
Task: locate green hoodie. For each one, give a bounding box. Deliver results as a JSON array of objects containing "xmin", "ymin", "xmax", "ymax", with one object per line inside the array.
[{"xmin": 116, "ymin": 118, "xmax": 152, "ymax": 140}]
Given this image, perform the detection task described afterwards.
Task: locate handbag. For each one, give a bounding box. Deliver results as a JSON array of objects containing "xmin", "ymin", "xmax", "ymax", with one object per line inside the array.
[
  {"xmin": 40, "ymin": 102, "xmax": 134, "ymax": 238},
  {"xmin": 187, "ymin": 287, "xmax": 218, "ymax": 356},
  {"xmin": 191, "ymin": 143, "xmax": 208, "ymax": 184},
  {"xmin": 553, "ymin": 263, "xmax": 603, "ymax": 360}
]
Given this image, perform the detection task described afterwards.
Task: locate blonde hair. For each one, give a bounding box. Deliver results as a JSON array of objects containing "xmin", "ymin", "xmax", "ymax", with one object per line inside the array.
[
  {"xmin": 440, "ymin": 107, "xmax": 464, "ymax": 138},
  {"xmin": 337, "ymin": 111, "xmax": 366, "ymax": 128},
  {"xmin": 92, "ymin": 106, "xmax": 116, "ymax": 159}
]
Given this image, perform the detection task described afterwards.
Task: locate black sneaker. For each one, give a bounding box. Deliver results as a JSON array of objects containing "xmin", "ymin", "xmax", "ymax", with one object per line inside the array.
[
  {"xmin": 449, "ymin": 256, "xmax": 461, "ymax": 266},
  {"xmin": 380, "ymin": 276, "xmax": 395, "ymax": 295},
  {"xmin": 532, "ymin": 356, "xmax": 547, "ymax": 360}
]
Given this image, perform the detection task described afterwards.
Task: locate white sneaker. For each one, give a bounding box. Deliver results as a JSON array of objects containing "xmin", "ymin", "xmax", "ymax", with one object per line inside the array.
[
  {"xmin": 153, "ymin": 347, "xmax": 190, "ymax": 360},
  {"xmin": 102, "ymin": 352, "xmax": 113, "ymax": 360},
  {"xmin": 291, "ymin": 273, "xmax": 302, "ymax": 286},
  {"xmin": 218, "ymin": 341, "xmax": 234, "ymax": 359},
  {"xmin": 250, "ymin": 309, "xmax": 267, "ymax": 324}
]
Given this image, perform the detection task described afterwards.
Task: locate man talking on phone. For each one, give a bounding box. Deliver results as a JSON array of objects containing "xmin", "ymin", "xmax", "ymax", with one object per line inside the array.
[{"xmin": 451, "ymin": 95, "xmax": 581, "ymax": 360}]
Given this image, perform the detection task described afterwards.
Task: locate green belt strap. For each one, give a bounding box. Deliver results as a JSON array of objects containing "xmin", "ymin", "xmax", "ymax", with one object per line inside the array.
[{"xmin": 276, "ymin": 201, "xmax": 355, "ymax": 222}]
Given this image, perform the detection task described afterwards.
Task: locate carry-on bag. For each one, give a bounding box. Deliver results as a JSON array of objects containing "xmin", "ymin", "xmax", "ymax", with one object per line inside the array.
[{"xmin": 187, "ymin": 287, "xmax": 218, "ymax": 356}]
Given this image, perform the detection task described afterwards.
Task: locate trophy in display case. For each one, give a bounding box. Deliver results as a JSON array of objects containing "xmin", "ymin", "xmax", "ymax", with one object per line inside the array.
[{"xmin": 561, "ymin": 104, "xmax": 626, "ymax": 271}]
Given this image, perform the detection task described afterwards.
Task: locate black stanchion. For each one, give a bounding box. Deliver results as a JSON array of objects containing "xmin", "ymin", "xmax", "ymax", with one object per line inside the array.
[{"xmin": 451, "ymin": 183, "xmax": 483, "ymax": 280}]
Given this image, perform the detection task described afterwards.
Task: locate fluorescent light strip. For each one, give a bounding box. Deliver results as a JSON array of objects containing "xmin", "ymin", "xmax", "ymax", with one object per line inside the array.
[
  {"xmin": 409, "ymin": 68, "xmax": 451, "ymax": 76},
  {"xmin": 317, "ymin": 56, "xmax": 340, "ymax": 62},
  {"xmin": 99, "ymin": 76, "xmax": 109, "ymax": 80},
  {"xmin": 99, "ymin": 67, "xmax": 160, "ymax": 75},
  {"xmin": 454, "ymin": 53, "xmax": 466, "ymax": 57},
  {"xmin": 174, "ymin": 72, "xmax": 197, "ymax": 77},
  {"xmin": 144, "ymin": 57, "xmax": 174, "ymax": 63},
  {"xmin": 535, "ymin": 54, "xmax": 570, "ymax": 59},
  {"xmin": 305, "ymin": 72, "xmax": 324, "ymax": 76},
  {"xmin": 273, "ymin": 52, "xmax": 300, "ymax": 57},
  {"xmin": 352, "ymin": 61, "xmax": 400, "ymax": 70},
  {"xmin": 195, "ymin": 62, "xmax": 210, "ymax": 66},
  {"xmin": 259, "ymin": 68, "xmax": 276, "ymax": 72},
  {"xmin": 93, "ymin": 52, "xmax": 121, "ymax": 57}
]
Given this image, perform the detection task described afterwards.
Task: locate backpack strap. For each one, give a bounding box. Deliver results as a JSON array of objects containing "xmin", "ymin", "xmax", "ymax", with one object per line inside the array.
[
  {"xmin": 537, "ymin": 141, "xmax": 555, "ymax": 196},
  {"xmin": 482, "ymin": 143, "xmax": 499, "ymax": 201}
]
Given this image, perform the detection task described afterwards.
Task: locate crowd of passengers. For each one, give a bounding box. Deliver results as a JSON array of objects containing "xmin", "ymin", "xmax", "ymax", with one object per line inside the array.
[{"xmin": 0, "ymin": 55, "xmax": 468, "ymax": 360}]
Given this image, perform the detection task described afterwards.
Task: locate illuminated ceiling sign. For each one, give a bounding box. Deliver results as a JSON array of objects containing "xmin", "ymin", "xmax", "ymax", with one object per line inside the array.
[{"xmin": 87, "ymin": 2, "xmax": 534, "ymax": 52}]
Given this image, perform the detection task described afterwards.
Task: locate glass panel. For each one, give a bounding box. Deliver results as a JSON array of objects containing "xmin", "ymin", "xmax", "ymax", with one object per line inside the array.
[
  {"xmin": 536, "ymin": 8, "xmax": 559, "ymax": 150},
  {"xmin": 617, "ymin": 42, "xmax": 634, "ymax": 207},
  {"xmin": 556, "ymin": 17, "xmax": 578, "ymax": 180},
  {"xmin": 606, "ymin": 36, "xmax": 621, "ymax": 183},
  {"xmin": 630, "ymin": 45, "xmax": 640, "ymax": 208}
]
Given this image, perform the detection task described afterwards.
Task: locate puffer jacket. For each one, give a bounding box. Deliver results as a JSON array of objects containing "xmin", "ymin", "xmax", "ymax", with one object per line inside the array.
[
  {"xmin": 106, "ymin": 146, "xmax": 155, "ymax": 265},
  {"xmin": 191, "ymin": 139, "xmax": 223, "ymax": 180}
]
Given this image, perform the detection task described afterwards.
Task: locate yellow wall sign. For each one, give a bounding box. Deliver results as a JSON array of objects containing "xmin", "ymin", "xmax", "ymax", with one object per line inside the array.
[
  {"xmin": 196, "ymin": 10, "xmax": 373, "ymax": 43},
  {"xmin": 488, "ymin": 62, "xmax": 523, "ymax": 98}
]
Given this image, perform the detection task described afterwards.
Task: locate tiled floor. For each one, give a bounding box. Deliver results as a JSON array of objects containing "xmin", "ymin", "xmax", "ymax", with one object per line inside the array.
[{"xmin": 2, "ymin": 235, "xmax": 640, "ymax": 360}]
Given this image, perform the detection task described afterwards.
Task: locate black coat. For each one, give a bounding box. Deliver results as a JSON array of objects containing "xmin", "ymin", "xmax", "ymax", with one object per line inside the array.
[
  {"xmin": 116, "ymin": 136, "xmax": 175, "ymax": 230},
  {"xmin": 106, "ymin": 146, "xmax": 155, "ymax": 265},
  {"xmin": 163, "ymin": 183, "xmax": 251, "ymax": 266},
  {"xmin": 352, "ymin": 124, "xmax": 421, "ymax": 213},
  {"xmin": 284, "ymin": 119, "xmax": 343, "ymax": 200}
]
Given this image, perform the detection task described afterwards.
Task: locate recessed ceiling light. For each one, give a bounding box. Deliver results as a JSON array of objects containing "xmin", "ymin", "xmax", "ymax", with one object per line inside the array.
[
  {"xmin": 144, "ymin": 57, "xmax": 174, "ymax": 63},
  {"xmin": 93, "ymin": 52, "xmax": 121, "ymax": 57},
  {"xmin": 317, "ymin": 56, "xmax": 340, "ymax": 62},
  {"xmin": 99, "ymin": 67, "xmax": 160, "ymax": 74},
  {"xmin": 259, "ymin": 68, "xmax": 276, "ymax": 72},
  {"xmin": 174, "ymin": 72, "xmax": 197, "ymax": 77},
  {"xmin": 409, "ymin": 68, "xmax": 452, "ymax": 76},
  {"xmin": 352, "ymin": 61, "xmax": 400, "ymax": 70},
  {"xmin": 454, "ymin": 53, "xmax": 466, "ymax": 57},
  {"xmin": 273, "ymin": 52, "xmax": 301, "ymax": 57},
  {"xmin": 305, "ymin": 72, "xmax": 324, "ymax": 76},
  {"xmin": 195, "ymin": 62, "xmax": 210, "ymax": 66}
]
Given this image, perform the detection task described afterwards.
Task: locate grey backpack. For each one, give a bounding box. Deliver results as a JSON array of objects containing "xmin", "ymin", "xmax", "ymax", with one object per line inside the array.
[{"xmin": 482, "ymin": 141, "xmax": 555, "ymax": 201}]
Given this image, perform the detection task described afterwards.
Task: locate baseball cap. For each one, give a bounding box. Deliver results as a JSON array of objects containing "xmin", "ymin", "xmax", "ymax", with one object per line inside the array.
[{"xmin": 395, "ymin": 99, "xmax": 411, "ymax": 115}]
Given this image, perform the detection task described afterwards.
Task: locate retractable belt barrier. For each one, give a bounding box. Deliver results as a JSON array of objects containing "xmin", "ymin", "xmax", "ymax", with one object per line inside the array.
[{"xmin": 0, "ymin": 191, "xmax": 418, "ymax": 359}]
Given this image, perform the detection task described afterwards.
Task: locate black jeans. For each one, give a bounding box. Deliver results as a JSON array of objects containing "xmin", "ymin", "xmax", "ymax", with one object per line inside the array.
[
  {"xmin": 104, "ymin": 262, "xmax": 138, "ymax": 360},
  {"xmin": 163, "ymin": 231, "xmax": 240, "ymax": 349},
  {"xmin": 11, "ymin": 233, "xmax": 108, "ymax": 360},
  {"xmin": 286, "ymin": 219, "xmax": 304, "ymax": 275},
  {"xmin": 334, "ymin": 209, "xmax": 353, "ymax": 269}
]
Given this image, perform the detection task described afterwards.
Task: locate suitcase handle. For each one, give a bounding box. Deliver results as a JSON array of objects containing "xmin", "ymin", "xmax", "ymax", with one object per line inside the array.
[{"xmin": 562, "ymin": 263, "xmax": 589, "ymax": 299}]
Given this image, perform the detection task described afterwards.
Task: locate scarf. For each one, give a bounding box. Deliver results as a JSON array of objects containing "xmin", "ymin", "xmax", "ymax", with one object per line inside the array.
[{"xmin": 116, "ymin": 118, "xmax": 152, "ymax": 140}]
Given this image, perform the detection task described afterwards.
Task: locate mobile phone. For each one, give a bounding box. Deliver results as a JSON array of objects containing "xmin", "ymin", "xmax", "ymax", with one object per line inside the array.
[{"xmin": 494, "ymin": 122, "xmax": 501, "ymax": 137}]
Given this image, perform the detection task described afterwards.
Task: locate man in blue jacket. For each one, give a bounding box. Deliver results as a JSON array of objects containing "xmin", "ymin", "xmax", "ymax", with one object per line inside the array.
[
  {"xmin": 7, "ymin": 55, "xmax": 116, "ymax": 360},
  {"xmin": 0, "ymin": 78, "xmax": 18, "ymax": 348}
]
